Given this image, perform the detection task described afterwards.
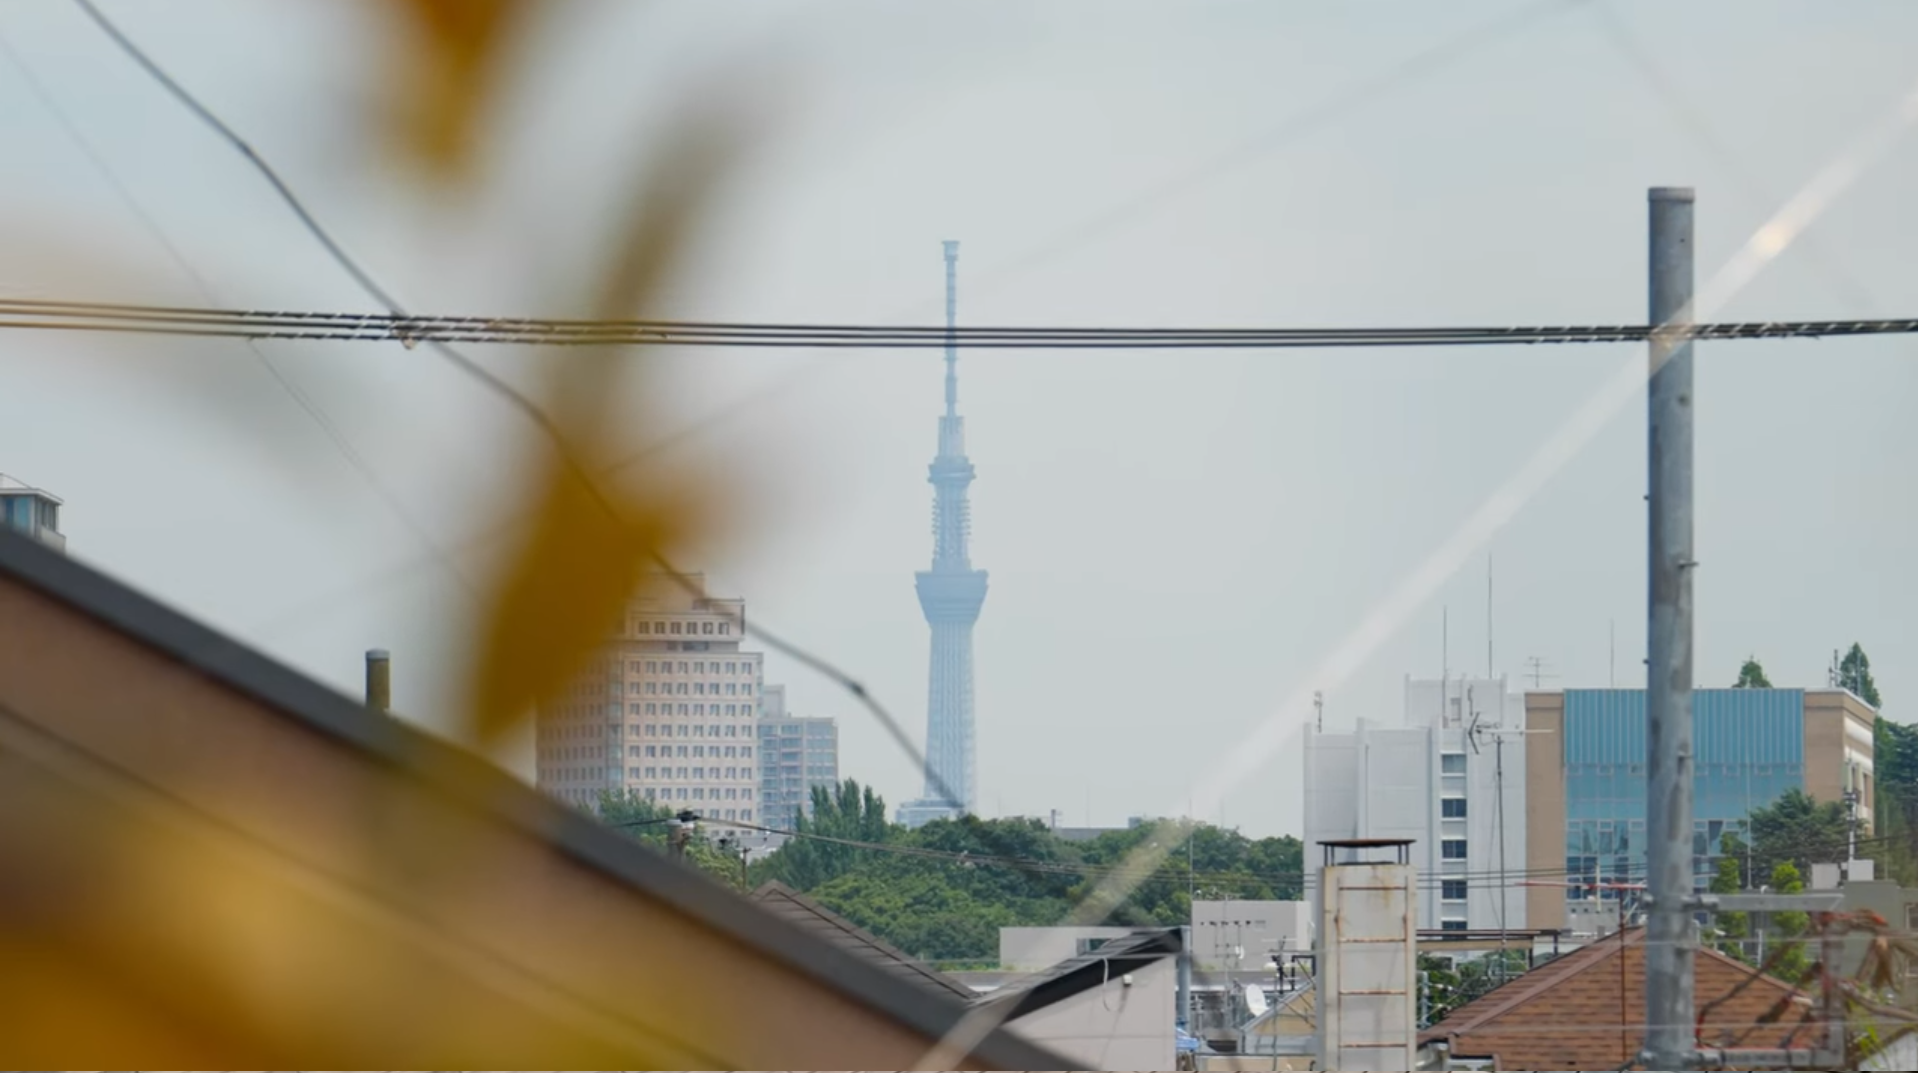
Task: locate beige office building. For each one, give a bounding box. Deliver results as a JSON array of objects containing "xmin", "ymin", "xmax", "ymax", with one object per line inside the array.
[
  {"xmin": 1524, "ymin": 687, "xmax": 1875, "ymax": 931},
  {"xmin": 536, "ymin": 573, "xmax": 764, "ymax": 825}
]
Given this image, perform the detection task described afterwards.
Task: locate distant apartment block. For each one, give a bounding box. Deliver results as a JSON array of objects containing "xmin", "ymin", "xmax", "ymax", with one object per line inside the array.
[
  {"xmin": 757, "ymin": 684, "xmax": 840, "ymax": 832},
  {"xmin": 0, "ymin": 474, "xmax": 63, "ymax": 553},
  {"xmin": 535, "ymin": 573, "xmax": 762, "ymax": 826},
  {"xmin": 1303, "ymin": 676, "xmax": 1528, "ymax": 933},
  {"xmin": 1523, "ymin": 687, "xmax": 1875, "ymax": 930}
]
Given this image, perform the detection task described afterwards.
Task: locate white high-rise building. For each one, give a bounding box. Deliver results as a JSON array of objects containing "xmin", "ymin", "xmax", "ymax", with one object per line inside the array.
[
  {"xmin": 756, "ymin": 685, "xmax": 840, "ymax": 833},
  {"xmin": 1302, "ymin": 676, "xmax": 1527, "ymax": 933},
  {"xmin": 535, "ymin": 573, "xmax": 762, "ymax": 827}
]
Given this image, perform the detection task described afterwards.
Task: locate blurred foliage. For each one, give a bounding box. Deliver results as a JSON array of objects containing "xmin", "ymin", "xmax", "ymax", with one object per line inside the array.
[
  {"xmin": 729, "ymin": 780, "xmax": 1305, "ymax": 964},
  {"xmin": 0, "ymin": 0, "xmax": 761, "ymax": 1063},
  {"xmin": 467, "ymin": 105, "xmax": 742, "ymax": 746},
  {"xmin": 373, "ymin": 0, "xmax": 534, "ymax": 178}
]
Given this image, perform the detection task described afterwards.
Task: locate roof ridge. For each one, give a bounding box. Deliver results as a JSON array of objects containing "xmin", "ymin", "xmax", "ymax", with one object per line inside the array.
[
  {"xmin": 749, "ymin": 881, "xmax": 973, "ymax": 998},
  {"xmin": 1424, "ymin": 928, "xmax": 1639, "ymax": 1037}
]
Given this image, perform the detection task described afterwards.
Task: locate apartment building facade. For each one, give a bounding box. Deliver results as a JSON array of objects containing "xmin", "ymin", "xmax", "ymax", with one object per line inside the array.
[
  {"xmin": 1303, "ymin": 676, "xmax": 1528, "ymax": 933},
  {"xmin": 1523, "ymin": 687, "xmax": 1876, "ymax": 929},
  {"xmin": 535, "ymin": 574, "xmax": 763, "ymax": 825},
  {"xmin": 757, "ymin": 684, "xmax": 840, "ymax": 832}
]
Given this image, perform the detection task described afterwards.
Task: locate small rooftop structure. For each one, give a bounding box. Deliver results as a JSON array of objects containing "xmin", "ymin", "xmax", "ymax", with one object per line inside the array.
[
  {"xmin": 0, "ymin": 473, "xmax": 63, "ymax": 553},
  {"xmin": 1317, "ymin": 836, "xmax": 1413, "ymax": 866}
]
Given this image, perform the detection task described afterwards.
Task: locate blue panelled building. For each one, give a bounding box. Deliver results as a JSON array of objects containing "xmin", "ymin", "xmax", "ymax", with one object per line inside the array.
[{"xmin": 1523, "ymin": 687, "xmax": 1876, "ymax": 930}]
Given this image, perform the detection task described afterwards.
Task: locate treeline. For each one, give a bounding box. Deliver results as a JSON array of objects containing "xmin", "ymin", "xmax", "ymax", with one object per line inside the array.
[{"xmin": 599, "ymin": 781, "xmax": 1304, "ymax": 964}]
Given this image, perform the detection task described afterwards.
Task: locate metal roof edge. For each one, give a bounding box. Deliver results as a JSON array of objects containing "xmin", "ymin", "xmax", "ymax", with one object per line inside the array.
[{"xmin": 0, "ymin": 528, "xmax": 1073, "ymax": 1070}]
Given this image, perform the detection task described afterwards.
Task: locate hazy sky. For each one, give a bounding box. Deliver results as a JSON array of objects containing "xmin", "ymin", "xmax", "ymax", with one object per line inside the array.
[{"xmin": 3, "ymin": 0, "xmax": 1917, "ymax": 838}]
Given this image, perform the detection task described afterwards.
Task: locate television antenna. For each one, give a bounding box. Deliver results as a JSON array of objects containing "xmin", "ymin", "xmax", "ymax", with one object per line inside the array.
[
  {"xmin": 1244, "ymin": 982, "xmax": 1269, "ymax": 1018},
  {"xmin": 1465, "ymin": 692, "xmax": 1554, "ymax": 974}
]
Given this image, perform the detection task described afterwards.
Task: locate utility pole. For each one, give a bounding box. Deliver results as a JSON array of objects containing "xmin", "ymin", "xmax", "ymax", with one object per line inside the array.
[
  {"xmin": 1644, "ymin": 186, "xmax": 1698, "ymax": 1072},
  {"xmin": 668, "ymin": 809, "xmax": 696, "ymax": 859},
  {"xmin": 364, "ymin": 648, "xmax": 391, "ymax": 714}
]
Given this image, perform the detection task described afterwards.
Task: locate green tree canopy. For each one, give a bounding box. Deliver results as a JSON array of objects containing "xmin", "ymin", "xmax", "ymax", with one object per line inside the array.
[
  {"xmin": 1746, "ymin": 787, "xmax": 1852, "ymax": 876},
  {"xmin": 1839, "ymin": 643, "xmax": 1881, "ymax": 707},
  {"xmin": 739, "ymin": 785, "xmax": 1309, "ymax": 963},
  {"xmin": 1733, "ymin": 658, "xmax": 1772, "ymax": 689},
  {"xmin": 1875, "ymin": 716, "xmax": 1918, "ymax": 886},
  {"xmin": 596, "ymin": 789, "xmax": 747, "ymax": 889},
  {"xmin": 1766, "ymin": 861, "xmax": 1811, "ymax": 984},
  {"xmin": 1708, "ymin": 834, "xmax": 1749, "ymax": 963},
  {"xmin": 754, "ymin": 778, "xmax": 892, "ymax": 891}
]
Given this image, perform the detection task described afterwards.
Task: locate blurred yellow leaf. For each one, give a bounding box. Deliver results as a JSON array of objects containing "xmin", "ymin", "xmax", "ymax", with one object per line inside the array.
[
  {"xmin": 373, "ymin": 0, "xmax": 535, "ymax": 177},
  {"xmin": 467, "ymin": 108, "xmax": 747, "ymax": 744},
  {"xmin": 469, "ymin": 458, "xmax": 700, "ymax": 743}
]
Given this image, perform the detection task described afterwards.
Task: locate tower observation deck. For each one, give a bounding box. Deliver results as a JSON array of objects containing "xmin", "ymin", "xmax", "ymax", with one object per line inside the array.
[{"xmin": 898, "ymin": 241, "xmax": 987, "ymax": 829}]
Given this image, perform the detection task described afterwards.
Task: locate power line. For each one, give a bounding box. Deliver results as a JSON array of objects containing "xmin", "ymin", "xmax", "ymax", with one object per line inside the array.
[
  {"xmin": 0, "ymin": 19, "xmax": 471, "ymax": 603},
  {"xmin": 66, "ymin": 0, "xmax": 973, "ymax": 828},
  {"xmin": 5, "ymin": 296, "xmax": 1918, "ymax": 349}
]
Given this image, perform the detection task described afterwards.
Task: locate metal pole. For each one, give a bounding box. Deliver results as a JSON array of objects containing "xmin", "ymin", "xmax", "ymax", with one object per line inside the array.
[
  {"xmin": 1644, "ymin": 185, "xmax": 1697, "ymax": 1071},
  {"xmin": 364, "ymin": 648, "xmax": 391, "ymax": 714},
  {"xmin": 1819, "ymin": 914, "xmax": 1844, "ymax": 1066}
]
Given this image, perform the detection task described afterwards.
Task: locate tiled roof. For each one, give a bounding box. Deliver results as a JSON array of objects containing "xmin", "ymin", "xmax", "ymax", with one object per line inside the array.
[
  {"xmin": 751, "ymin": 880, "xmax": 977, "ymax": 1000},
  {"xmin": 1420, "ymin": 928, "xmax": 1820, "ymax": 1070}
]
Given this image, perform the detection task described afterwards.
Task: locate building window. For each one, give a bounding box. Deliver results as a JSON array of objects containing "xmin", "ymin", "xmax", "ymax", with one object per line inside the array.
[
  {"xmin": 670, "ymin": 622, "xmax": 682, "ymax": 635},
  {"xmin": 1442, "ymin": 839, "xmax": 1468, "ymax": 860},
  {"xmin": 1442, "ymin": 880, "xmax": 1468, "ymax": 901},
  {"xmin": 1442, "ymin": 797, "xmax": 1468, "ymax": 819},
  {"xmin": 702, "ymin": 622, "xmax": 715, "ymax": 635},
  {"xmin": 1441, "ymin": 753, "xmax": 1467, "ymax": 775},
  {"xmin": 1441, "ymin": 919, "xmax": 1468, "ymax": 932}
]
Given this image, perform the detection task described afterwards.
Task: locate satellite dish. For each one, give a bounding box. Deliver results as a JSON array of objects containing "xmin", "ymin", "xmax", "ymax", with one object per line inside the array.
[{"xmin": 1244, "ymin": 983, "xmax": 1268, "ymax": 1017}]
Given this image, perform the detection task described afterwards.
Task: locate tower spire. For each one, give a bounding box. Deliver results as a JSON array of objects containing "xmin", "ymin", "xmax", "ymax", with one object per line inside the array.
[
  {"xmin": 943, "ymin": 240, "xmax": 959, "ymax": 418},
  {"xmin": 901, "ymin": 240, "xmax": 989, "ymax": 828}
]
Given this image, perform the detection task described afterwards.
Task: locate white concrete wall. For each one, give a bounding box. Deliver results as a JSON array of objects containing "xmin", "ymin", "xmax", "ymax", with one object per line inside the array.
[
  {"xmin": 1191, "ymin": 899, "xmax": 1313, "ymax": 970},
  {"xmin": 1008, "ymin": 956, "xmax": 1177, "ymax": 1071}
]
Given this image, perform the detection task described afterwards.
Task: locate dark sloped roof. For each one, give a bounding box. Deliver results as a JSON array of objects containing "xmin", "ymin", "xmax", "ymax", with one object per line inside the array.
[
  {"xmin": 973, "ymin": 927, "xmax": 1183, "ymax": 1020},
  {"xmin": 0, "ymin": 527, "xmax": 1073, "ymax": 1070},
  {"xmin": 751, "ymin": 880, "xmax": 976, "ymax": 1000}
]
